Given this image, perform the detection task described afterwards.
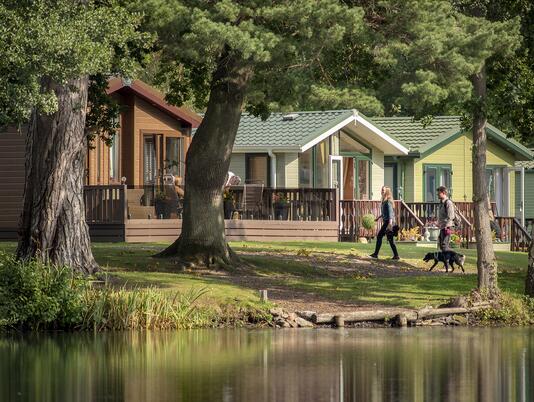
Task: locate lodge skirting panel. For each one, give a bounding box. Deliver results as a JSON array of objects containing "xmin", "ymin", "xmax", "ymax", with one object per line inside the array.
[{"xmin": 124, "ymin": 219, "xmax": 338, "ymax": 243}]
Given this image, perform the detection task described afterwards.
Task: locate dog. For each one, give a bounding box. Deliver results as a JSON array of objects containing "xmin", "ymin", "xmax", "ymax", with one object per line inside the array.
[{"xmin": 423, "ymin": 251, "xmax": 465, "ymax": 273}]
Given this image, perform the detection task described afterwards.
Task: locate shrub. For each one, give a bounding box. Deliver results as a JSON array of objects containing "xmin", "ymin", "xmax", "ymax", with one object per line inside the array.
[
  {"xmin": 361, "ymin": 214, "xmax": 376, "ymax": 231},
  {"xmin": 0, "ymin": 253, "xmax": 86, "ymax": 330},
  {"xmin": 477, "ymin": 293, "xmax": 534, "ymax": 326}
]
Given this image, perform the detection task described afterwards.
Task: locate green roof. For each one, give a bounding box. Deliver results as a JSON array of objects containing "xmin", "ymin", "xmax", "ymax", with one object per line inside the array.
[
  {"xmin": 233, "ymin": 110, "xmax": 354, "ymax": 149},
  {"xmin": 369, "ymin": 116, "xmax": 533, "ymax": 160},
  {"xmin": 369, "ymin": 116, "xmax": 462, "ymax": 153}
]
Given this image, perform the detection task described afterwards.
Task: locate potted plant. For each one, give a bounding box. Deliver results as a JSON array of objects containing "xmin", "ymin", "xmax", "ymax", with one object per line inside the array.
[
  {"xmin": 361, "ymin": 214, "xmax": 376, "ymax": 241},
  {"xmin": 223, "ymin": 189, "xmax": 234, "ymax": 219},
  {"xmin": 450, "ymin": 233, "xmax": 461, "ymax": 248},
  {"xmin": 154, "ymin": 190, "xmax": 168, "ymax": 218},
  {"xmin": 273, "ymin": 192, "xmax": 289, "ymax": 220},
  {"xmin": 425, "ymin": 218, "xmax": 440, "ymax": 241}
]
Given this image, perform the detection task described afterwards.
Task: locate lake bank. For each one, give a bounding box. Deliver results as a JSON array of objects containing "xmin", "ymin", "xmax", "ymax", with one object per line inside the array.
[{"xmin": 0, "ymin": 241, "xmax": 532, "ymax": 330}]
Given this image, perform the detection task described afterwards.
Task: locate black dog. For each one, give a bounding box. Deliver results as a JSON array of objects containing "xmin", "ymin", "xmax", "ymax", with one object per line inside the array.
[{"xmin": 423, "ymin": 251, "xmax": 466, "ymax": 273}]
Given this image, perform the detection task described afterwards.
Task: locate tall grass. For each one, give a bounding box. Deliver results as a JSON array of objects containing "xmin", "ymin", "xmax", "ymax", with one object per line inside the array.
[{"xmin": 80, "ymin": 286, "xmax": 214, "ymax": 330}]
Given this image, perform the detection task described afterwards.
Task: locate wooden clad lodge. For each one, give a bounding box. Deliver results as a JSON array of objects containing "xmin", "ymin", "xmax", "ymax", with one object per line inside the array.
[
  {"xmin": 87, "ymin": 78, "xmax": 201, "ymax": 187},
  {"xmin": 0, "ymin": 78, "xmax": 201, "ymax": 240}
]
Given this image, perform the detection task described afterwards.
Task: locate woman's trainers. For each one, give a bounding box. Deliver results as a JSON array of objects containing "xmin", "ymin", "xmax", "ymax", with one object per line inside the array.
[
  {"xmin": 392, "ymin": 256, "xmax": 400, "ymax": 260},
  {"xmin": 369, "ymin": 254, "xmax": 378, "ymax": 259}
]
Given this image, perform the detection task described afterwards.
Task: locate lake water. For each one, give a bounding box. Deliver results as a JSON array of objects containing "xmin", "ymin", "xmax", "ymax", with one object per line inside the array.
[{"xmin": 0, "ymin": 328, "xmax": 532, "ymax": 402}]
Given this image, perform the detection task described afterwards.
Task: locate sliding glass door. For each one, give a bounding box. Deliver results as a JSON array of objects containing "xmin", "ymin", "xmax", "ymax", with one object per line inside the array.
[{"xmin": 143, "ymin": 134, "xmax": 186, "ymax": 185}]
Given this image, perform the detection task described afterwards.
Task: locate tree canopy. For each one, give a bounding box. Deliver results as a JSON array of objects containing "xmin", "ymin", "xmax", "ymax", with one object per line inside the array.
[
  {"xmin": 305, "ymin": 0, "xmax": 521, "ymax": 121},
  {"xmin": 0, "ymin": 0, "xmax": 149, "ymax": 127},
  {"xmin": 135, "ymin": 0, "xmax": 365, "ymax": 117}
]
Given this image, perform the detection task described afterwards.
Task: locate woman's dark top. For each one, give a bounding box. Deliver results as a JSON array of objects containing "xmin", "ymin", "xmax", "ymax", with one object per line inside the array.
[{"xmin": 381, "ymin": 200, "xmax": 394, "ymax": 223}]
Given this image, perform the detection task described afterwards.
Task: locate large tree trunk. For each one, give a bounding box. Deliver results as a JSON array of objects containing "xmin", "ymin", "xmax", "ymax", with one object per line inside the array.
[
  {"xmin": 16, "ymin": 76, "xmax": 98, "ymax": 275},
  {"xmin": 525, "ymin": 225, "xmax": 534, "ymax": 296},
  {"xmin": 156, "ymin": 53, "xmax": 252, "ymax": 267},
  {"xmin": 471, "ymin": 65, "xmax": 498, "ymax": 296}
]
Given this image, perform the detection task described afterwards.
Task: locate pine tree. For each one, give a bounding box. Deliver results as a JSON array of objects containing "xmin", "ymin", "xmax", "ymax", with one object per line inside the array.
[{"xmin": 137, "ymin": 0, "xmax": 364, "ymax": 266}]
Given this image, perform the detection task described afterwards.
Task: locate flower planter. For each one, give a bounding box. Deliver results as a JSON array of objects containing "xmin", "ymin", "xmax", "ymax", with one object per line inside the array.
[
  {"xmin": 274, "ymin": 203, "xmax": 289, "ymax": 220},
  {"xmin": 427, "ymin": 227, "xmax": 440, "ymax": 241}
]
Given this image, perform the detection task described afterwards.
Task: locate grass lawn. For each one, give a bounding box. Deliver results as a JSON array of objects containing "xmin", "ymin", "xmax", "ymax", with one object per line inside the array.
[{"xmin": 0, "ymin": 241, "xmax": 529, "ymax": 311}]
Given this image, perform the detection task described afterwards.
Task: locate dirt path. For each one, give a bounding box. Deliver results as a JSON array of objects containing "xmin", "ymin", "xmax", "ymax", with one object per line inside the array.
[{"xmin": 213, "ymin": 249, "xmax": 451, "ymax": 313}]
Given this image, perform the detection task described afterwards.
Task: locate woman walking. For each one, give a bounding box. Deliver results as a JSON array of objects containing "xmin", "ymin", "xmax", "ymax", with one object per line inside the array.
[{"xmin": 370, "ymin": 186, "xmax": 400, "ymax": 260}]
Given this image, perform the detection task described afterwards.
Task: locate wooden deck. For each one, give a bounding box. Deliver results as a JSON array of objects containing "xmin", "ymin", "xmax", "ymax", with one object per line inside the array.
[{"xmin": 121, "ymin": 219, "xmax": 338, "ymax": 243}]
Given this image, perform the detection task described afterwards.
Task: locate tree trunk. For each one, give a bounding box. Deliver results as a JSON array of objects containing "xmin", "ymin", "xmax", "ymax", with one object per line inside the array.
[
  {"xmin": 16, "ymin": 76, "xmax": 98, "ymax": 275},
  {"xmin": 471, "ymin": 65, "xmax": 498, "ymax": 296},
  {"xmin": 156, "ymin": 53, "xmax": 252, "ymax": 267},
  {"xmin": 525, "ymin": 225, "xmax": 534, "ymax": 296}
]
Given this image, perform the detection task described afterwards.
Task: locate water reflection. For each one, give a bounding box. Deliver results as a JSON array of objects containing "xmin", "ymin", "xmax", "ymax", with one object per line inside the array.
[{"xmin": 0, "ymin": 328, "xmax": 532, "ymax": 402}]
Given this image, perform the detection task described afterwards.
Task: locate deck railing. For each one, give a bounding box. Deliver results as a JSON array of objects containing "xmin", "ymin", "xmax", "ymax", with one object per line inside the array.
[
  {"xmin": 226, "ymin": 187, "xmax": 337, "ymax": 221},
  {"xmin": 83, "ymin": 185, "xmax": 336, "ymax": 223},
  {"xmin": 496, "ymin": 217, "xmax": 532, "ymax": 252},
  {"xmin": 339, "ymin": 200, "xmax": 424, "ymax": 241},
  {"xmin": 84, "ymin": 185, "xmax": 127, "ymax": 224}
]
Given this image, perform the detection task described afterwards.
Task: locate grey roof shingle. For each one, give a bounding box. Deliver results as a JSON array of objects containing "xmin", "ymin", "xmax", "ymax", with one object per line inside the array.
[{"xmin": 233, "ymin": 110, "xmax": 354, "ymax": 149}]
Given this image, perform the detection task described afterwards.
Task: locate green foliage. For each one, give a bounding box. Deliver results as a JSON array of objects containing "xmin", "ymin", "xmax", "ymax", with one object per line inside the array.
[
  {"xmin": 133, "ymin": 0, "xmax": 364, "ymax": 113},
  {"xmin": 0, "ymin": 0, "xmax": 151, "ymax": 126},
  {"xmin": 86, "ymin": 74, "xmax": 122, "ymax": 148},
  {"xmin": 362, "ymin": 214, "xmax": 376, "ymax": 231},
  {"xmin": 0, "ymin": 253, "xmax": 86, "ymax": 330},
  {"xmin": 477, "ymin": 293, "xmax": 534, "ymax": 326},
  {"xmin": 301, "ymin": 0, "xmax": 522, "ymax": 122},
  {"xmin": 0, "ymin": 253, "xmax": 229, "ymax": 330}
]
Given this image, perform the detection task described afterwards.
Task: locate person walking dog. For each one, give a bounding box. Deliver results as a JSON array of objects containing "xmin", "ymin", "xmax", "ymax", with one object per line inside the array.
[
  {"xmin": 370, "ymin": 186, "xmax": 400, "ymax": 260},
  {"xmin": 437, "ymin": 186, "xmax": 455, "ymax": 251}
]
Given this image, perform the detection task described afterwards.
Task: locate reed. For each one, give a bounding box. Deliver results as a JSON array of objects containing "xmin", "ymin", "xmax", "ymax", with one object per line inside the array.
[{"xmin": 80, "ymin": 285, "xmax": 214, "ymax": 330}]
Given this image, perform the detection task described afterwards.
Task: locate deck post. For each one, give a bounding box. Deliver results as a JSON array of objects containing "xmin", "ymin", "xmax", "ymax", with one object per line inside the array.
[{"xmin": 121, "ymin": 184, "xmax": 128, "ymax": 223}]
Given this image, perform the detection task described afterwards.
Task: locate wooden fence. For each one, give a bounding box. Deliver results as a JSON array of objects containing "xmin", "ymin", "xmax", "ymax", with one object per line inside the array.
[{"xmin": 404, "ymin": 202, "xmax": 473, "ymax": 248}]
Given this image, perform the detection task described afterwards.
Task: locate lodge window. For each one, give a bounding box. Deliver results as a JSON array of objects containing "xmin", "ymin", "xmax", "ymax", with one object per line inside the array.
[
  {"xmin": 314, "ymin": 137, "xmax": 330, "ymax": 188},
  {"xmin": 298, "ymin": 136, "xmax": 334, "ymax": 188},
  {"xmin": 109, "ymin": 134, "xmax": 120, "ymax": 182},
  {"xmin": 245, "ymin": 154, "xmax": 269, "ymax": 185},
  {"xmin": 356, "ymin": 158, "xmax": 370, "ymax": 200},
  {"xmin": 423, "ymin": 164, "xmax": 452, "ymax": 202},
  {"xmin": 298, "ymin": 148, "xmax": 313, "ymax": 188}
]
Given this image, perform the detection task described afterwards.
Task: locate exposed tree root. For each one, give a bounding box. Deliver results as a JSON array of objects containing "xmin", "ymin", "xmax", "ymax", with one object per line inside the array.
[{"xmin": 154, "ymin": 236, "xmax": 240, "ymax": 270}]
